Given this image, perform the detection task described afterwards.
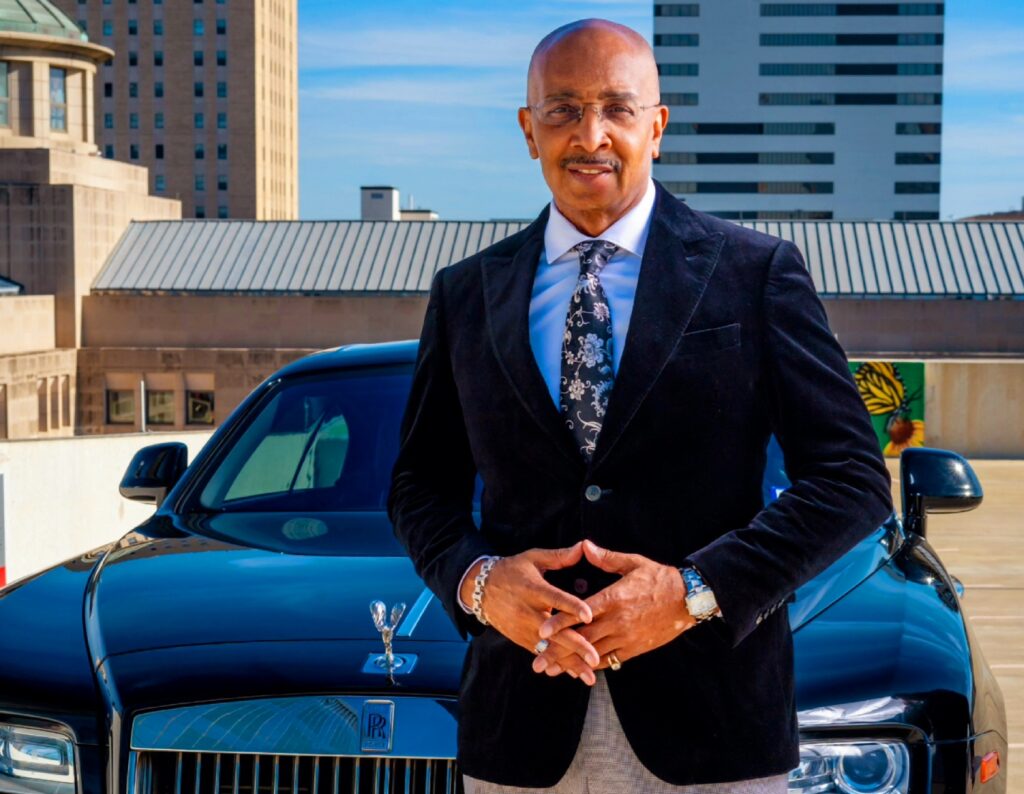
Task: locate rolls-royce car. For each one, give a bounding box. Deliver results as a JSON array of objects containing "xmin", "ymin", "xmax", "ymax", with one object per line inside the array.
[{"xmin": 0, "ymin": 341, "xmax": 1008, "ymax": 794}]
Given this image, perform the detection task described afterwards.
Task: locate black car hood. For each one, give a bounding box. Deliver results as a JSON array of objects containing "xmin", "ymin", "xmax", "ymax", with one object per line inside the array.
[{"xmin": 86, "ymin": 515, "xmax": 463, "ymax": 664}]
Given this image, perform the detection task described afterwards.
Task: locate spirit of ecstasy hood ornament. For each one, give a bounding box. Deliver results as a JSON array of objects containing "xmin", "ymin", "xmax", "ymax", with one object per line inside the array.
[{"xmin": 370, "ymin": 600, "xmax": 406, "ymax": 678}]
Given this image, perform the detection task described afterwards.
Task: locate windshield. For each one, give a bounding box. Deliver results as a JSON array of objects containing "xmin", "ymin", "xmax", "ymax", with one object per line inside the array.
[{"xmin": 198, "ymin": 367, "xmax": 417, "ymax": 513}]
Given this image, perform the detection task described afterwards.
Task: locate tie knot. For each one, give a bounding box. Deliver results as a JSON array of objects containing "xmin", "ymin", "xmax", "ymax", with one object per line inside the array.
[{"xmin": 573, "ymin": 239, "xmax": 619, "ymax": 276}]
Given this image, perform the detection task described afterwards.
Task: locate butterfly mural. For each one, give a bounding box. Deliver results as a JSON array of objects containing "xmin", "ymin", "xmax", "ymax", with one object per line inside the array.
[{"xmin": 850, "ymin": 361, "xmax": 925, "ymax": 457}]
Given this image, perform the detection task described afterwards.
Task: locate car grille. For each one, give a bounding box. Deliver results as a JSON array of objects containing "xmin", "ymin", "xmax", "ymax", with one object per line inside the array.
[{"xmin": 131, "ymin": 751, "xmax": 463, "ymax": 794}]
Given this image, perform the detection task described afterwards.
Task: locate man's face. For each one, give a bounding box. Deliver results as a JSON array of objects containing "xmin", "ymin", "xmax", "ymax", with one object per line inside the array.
[{"xmin": 518, "ymin": 31, "xmax": 668, "ymax": 232}]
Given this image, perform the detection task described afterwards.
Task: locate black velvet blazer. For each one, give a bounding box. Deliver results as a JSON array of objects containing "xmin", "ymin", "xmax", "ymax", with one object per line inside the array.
[{"xmin": 387, "ymin": 179, "xmax": 893, "ymax": 787}]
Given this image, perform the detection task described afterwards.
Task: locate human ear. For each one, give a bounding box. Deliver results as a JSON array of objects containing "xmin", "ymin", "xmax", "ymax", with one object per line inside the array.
[
  {"xmin": 650, "ymin": 105, "xmax": 669, "ymax": 160},
  {"xmin": 518, "ymin": 106, "xmax": 540, "ymax": 160}
]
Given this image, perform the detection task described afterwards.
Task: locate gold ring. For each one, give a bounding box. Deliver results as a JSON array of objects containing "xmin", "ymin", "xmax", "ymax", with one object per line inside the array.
[{"xmin": 607, "ymin": 652, "xmax": 622, "ymax": 671}]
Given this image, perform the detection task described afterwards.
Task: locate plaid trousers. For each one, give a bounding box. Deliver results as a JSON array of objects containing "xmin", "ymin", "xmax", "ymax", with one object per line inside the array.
[{"xmin": 462, "ymin": 670, "xmax": 792, "ymax": 794}]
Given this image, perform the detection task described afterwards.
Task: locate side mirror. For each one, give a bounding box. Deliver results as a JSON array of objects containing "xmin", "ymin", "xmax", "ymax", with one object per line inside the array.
[
  {"xmin": 900, "ymin": 447, "xmax": 983, "ymax": 538},
  {"xmin": 119, "ymin": 442, "xmax": 189, "ymax": 508}
]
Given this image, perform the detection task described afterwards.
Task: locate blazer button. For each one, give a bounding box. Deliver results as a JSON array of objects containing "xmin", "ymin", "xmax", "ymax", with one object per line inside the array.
[
  {"xmin": 574, "ymin": 578, "xmax": 589, "ymax": 594},
  {"xmin": 584, "ymin": 485, "xmax": 602, "ymax": 502}
]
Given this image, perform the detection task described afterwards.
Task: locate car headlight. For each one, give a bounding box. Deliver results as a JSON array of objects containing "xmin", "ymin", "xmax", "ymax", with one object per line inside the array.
[
  {"xmin": 0, "ymin": 723, "xmax": 77, "ymax": 794},
  {"xmin": 791, "ymin": 741, "xmax": 909, "ymax": 794}
]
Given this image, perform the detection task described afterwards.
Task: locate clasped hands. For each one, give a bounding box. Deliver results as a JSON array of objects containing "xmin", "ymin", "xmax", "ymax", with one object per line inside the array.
[{"xmin": 461, "ymin": 539, "xmax": 697, "ymax": 686}]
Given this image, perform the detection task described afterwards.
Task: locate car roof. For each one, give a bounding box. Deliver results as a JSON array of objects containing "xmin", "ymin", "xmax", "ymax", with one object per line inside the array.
[{"xmin": 272, "ymin": 339, "xmax": 420, "ymax": 380}]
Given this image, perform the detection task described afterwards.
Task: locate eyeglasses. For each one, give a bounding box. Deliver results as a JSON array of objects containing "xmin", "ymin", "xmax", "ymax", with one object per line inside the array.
[{"xmin": 526, "ymin": 98, "xmax": 663, "ymax": 128}]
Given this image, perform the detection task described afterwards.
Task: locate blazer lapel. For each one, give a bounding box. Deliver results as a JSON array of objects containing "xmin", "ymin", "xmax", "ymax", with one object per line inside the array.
[
  {"xmin": 481, "ymin": 206, "xmax": 588, "ymax": 472},
  {"xmin": 589, "ymin": 181, "xmax": 726, "ymax": 471}
]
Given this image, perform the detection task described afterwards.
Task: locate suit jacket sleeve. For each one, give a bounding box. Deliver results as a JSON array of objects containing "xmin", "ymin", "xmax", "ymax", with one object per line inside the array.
[
  {"xmin": 684, "ymin": 238, "xmax": 894, "ymax": 649},
  {"xmin": 387, "ymin": 266, "xmax": 495, "ymax": 641}
]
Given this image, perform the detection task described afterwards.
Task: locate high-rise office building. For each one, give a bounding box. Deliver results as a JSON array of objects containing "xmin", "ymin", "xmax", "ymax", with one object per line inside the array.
[
  {"xmin": 652, "ymin": 2, "xmax": 943, "ymax": 220},
  {"xmin": 55, "ymin": 0, "xmax": 298, "ymax": 219}
]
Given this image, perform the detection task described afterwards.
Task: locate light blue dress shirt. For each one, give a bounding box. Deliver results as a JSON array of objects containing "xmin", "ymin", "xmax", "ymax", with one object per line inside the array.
[
  {"xmin": 457, "ymin": 178, "xmax": 657, "ymax": 612},
  {"xmin": 531, "ymin": 177, "xmax": 656, "ymax": 407}
]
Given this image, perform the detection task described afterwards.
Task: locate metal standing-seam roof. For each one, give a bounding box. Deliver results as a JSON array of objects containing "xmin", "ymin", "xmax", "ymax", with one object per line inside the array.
[{"xmin": 91, "ymin": 219, "xmax": 1024, "ymax": 299}]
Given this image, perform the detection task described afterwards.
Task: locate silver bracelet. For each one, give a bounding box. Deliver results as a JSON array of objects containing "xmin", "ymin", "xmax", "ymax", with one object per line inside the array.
[{"xmin": 472, "ymin": 556, "xmax": 501, "ymax": 626}]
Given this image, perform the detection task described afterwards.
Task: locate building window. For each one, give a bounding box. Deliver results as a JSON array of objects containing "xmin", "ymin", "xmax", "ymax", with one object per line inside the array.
[
  {"xmin": 129, "ymin": 51, "xmax": 138, "ymax": 66},
  {"xmin": 155, "ymin": 51, "xmax": 164, "ymax": 66},
  {"xmin": 654, "ymin": 4, "xmax": 700, "ymax": 15},
  {"xmin": 106, "ymin": 390, "xmax": 135, "ymax": 425},
  {"xmin": 104, "ymin": 81, "xmax": 113, "ymax": 97},
  {"xmin": 77, "ymin": 19, "xmax": 87, "ymax": 32},
  {"xmin": 194, "ymin": 18, "xmax": 205, "ymax": 35},
  {"xmin": 104, "ymin": 144, "xmax": 114, "ymax": 158},
  {"xmin": 196, "ymin": 174, "xmax": 206, "ymax": 190},
  {"xmin": 195, "ymin": 143, "xmax": 205, "ymax": 159},
  {"xmin": 662, "ymin": 181, "xmax": 834, "ymax": 194},
  {"xmin": 217, "ymin": 174, "xmax": 228, "ymax": 190},
  {"xmin": 658, "ymin": 64, "xmax": 700, "ymax": 76},
  {"xmin": 146, "ymin": 391, "xmax": 174, "ymax": 425},
  {"xmin": 155, "ymin": 111, "xmax": 164, "ymax": 129},
  {"xmin": 710, "ymin": 210, "xmax": 834, "ymax": 220},
  {"xmin": 37, "ymin": 380, "xmax": 49, "ymax": 433},
  {"xmin": 761, "ymin": 3, "xmax": 944, "ymax": 15},
  {"xmin": 187, "ymin": 390, "xmax": 215, "ymax": 424},
  {"xmin": 895, "ymin": 152, "xmax": 940, "ymax": 164},
  {"xmin": 894, "ymin": 211, "xmax": 940, "ymax": 220},
  {"xmin": 895, "ymin": 181, "xmax": 940, "ymax": 193},
  {"xmin": 653, "ymin": 34, "xmax": 700, "ymax": 46},
  {"xmin": 194, "ymin": 81, "xmax": 204, "ymax": 97},
  {"xmin": 0, "ymin": 63, "xmax": 8, "ymax": 127},
  {"xmin": 759, "ymin": 92, "xmax": 942, "ymax": 105},
  {"xmin": 216, "ymin": 81, "xmax": 227, "ymax": 98},
  {"xmin": 155, "ymin": 174, "xmax": 166, "ymax": 191},
  {"xmin": 129, "ymin": 112, "xmax": 138, "ymax": 129},
  {"xmin": 661, "ymin": 93, "xmax": 699, "ymax": 106},
  {"xmin": 216, "ymin": 50, "xmax": 227, "ymax": 66},
  {"xmin": 50, "ymin": 67, "xmax": 67, "ymax": 131},
  {"xmin": 216, "ymin": 18, "xmax": 226, "ymax": 34},
  {"xmin": 129, "ymin": 82, "xmax": 138, "ymax": 98},
  {"xmin": 896, "ymin": 122, "xmax": 941, "ymax": 135},
  {"xmin": 196, "ymin": 206, "xmax": 206, "ymax": 218},
  {"xmin": 155, "ymin": 143, "xmax": 164, "ymax": 159},
  {"xmin": 154, "ymin": 19, "xmax": 163, "ymax": 35},
  {"xmin": 217, "ymin": 111, "xmax": 227, "ymax": 129},
  {"xmin": 759, "ymin": 62, "xmax": 942, "ymax": 76},
  {"xmin": 658, "ymin": 151, "xmax": 834, "ymax": 165},
  {"xmin": 104, "ymin": 112, "xmax": 114, "ymax": 129},
  {"xmin": 127, "ymin": 18, "xmax": 137, "ymax": 34},
  {"xmin": 663, "ymin": 120, "xmax": 839, "ymax": 134},
  {"xmin": 195, "ymin": 112, "xmax": 204, "ymax": 129},
  {"xmin": 130, "ymin": 143, "xmax": 139, "ymax": 160},
  {"xmin": 0, "ymin": 384, "xmax": 7, "ymax": 440},
  {"xmin": 194, "ymin": 51, "xmax": 204, "ymax": 66},
  {"xmin": 154, "ymin": 81, "xmax": 164, "ymax": 98},
  {"xmin": 217, "ymin": 205, "xmax": 228, "ymax": 219},
  {"xmin": 102, "ymin": 19, "xmax": 113, "ymax": 36},
  {"xmin": 217, "ymin": 143, "xmax": 227, "ymax": 160},
  {"xmin": 760, "ymin": 32, "xmax": 943, "ymax": 46}
]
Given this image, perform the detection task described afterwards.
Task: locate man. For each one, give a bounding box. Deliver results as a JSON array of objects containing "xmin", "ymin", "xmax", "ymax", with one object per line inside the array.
[{"xmin": 387, "ymin": 18, "xmax": 893, "ymax": 793}]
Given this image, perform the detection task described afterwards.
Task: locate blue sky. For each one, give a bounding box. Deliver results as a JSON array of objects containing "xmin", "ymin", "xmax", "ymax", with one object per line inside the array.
[{"xmin": 297, "ymin": 1, "xmax": 1024, "ymax": 222}]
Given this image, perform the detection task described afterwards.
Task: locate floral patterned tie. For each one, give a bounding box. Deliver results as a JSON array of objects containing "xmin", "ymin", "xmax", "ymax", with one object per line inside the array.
[{"xmin": 560, "ymin": 239, "xmax": 619, "ymax": 461}]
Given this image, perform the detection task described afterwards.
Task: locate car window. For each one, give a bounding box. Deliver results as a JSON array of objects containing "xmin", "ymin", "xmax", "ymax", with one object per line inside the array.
[{"xmin": 198, "ymin": 369, "xmax": 416, "ymax": 512}]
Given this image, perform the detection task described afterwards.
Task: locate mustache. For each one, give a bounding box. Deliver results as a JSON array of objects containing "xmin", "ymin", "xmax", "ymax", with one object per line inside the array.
[{"xmin": 560, "ymin": 156, "xmax": 621, "ymax": 172}]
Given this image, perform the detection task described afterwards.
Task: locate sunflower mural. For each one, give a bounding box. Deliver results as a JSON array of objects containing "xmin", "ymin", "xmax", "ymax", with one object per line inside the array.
[{"xmin": 849, "ymin": 361, "xmax": 925, "ymax": 457}]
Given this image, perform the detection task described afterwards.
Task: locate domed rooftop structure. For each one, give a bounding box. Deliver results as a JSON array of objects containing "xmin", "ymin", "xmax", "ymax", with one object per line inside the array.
[
  {"xmin": 0, "ymin": 0, "xmax": 111, "ymax": 154},
  {"xmin": 0, "ymin": 0, "xmax": 87, "ymax": 41}
]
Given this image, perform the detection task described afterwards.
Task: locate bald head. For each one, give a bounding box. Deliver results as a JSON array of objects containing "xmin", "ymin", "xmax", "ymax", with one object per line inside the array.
[{"xmin": 526, "ymin": 19, "xmax": 659, "ymax": 105}]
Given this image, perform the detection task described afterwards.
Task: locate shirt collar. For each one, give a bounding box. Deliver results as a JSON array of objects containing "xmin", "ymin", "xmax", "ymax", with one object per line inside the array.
[{"xmin": 543, "ymin": 177, "xmax": 656, "ymax": 264}]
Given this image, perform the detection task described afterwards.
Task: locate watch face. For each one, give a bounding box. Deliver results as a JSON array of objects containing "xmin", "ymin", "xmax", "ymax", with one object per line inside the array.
[{"xmin": 688, "ymin": 591, "xmax": 717, "ymax": 618}]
